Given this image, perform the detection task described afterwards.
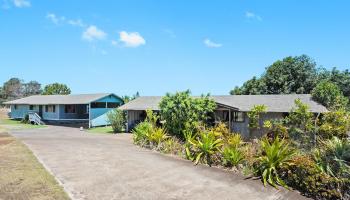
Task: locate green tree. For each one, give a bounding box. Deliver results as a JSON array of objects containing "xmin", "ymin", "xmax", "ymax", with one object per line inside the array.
[
  {"xmin": 121, "ymin": 92, "xmax": 140, "ymax": 104},
  {"xmin": 318, "ymin": 67, "xmax": 350, "ymax": 98},
  {"xmin": 230, "ymin": 55, "xmax": 318, "ymax": 95},
  {"xmin": 42, "ymin": 83, "xmax": 71, "ymax": 95},
  {"xmin": 159, "ymin": 90, "xmax": 216, "ymax": 138},
  {"xmin": 311, "ymin": 80, "xmax": 348, "ymax": 109}
]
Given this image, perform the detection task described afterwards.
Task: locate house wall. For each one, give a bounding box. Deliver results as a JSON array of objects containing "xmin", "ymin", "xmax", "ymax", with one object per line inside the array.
[
  {"xmin": 89, "ymin": 95, "xmax": 124, "ymax": 127},
  {"xmin": 42, "ymin": 105, "xmax": 59, "ymax": 120},
  {"xmin": 126, "ymin": 110, "xmax": 146, "ymax": 131},
  {"xmin": 9, "ymin": 104, "xmax": 40, "ymax": 119},
  {"xmin": 232, "ymin": 112, "xmax": 284, "ymax": 139}
]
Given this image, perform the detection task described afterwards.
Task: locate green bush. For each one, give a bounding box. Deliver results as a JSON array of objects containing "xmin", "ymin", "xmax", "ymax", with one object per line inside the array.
[
  {"xmin": 280, "ymin": 154, "xmax": 347, "ymax": 199},
  {"xmin": 106, "ymin": 109, "xmax": 125, "ymax": 133},
  {"xmin": 159, "ymin": 90, "xmax": 216, "ymax": 138},
  {"xmin": 148, "ymin": 127, "xmax": 169, "ymax": 149},
  {"xmin": 254, "ymin": 137, "xmax": 295, "ymax": 188},
  {"xmin": 161, "ymin": 137, "xmax": 183, "ymax": 155}
]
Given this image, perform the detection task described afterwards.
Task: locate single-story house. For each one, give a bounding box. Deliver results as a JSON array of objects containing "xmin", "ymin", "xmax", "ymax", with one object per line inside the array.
[
  {"xmin": 119, "ymin": 94, "xmax": 328, "ymax": 138},
  {"xmin": 4, "ymin": 93, "xmax": 123, "ymax": 127}
]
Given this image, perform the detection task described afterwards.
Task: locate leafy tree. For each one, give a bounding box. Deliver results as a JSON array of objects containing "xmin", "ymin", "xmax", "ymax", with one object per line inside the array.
[
  {"xmin": 159, "ymin": 90, "xmax": 216, "ymax": 138},
  {"xmin": 42, "ymin": 83, "xmax": 71, "ymax": 95},
  {"xmin": 122, "ymin": 92, "xmax": 140, "ymax": 104},
  {"xmin": 312, "ymin": 80, "xmax": 348, "ymax": 109},
  {"xmin": 107, "ymin": 109, "xmax": 126, "ymax": 133},
  {"xmin": 231, "ymin": 55, "xmax": 318, "ymax": 95},
  {"xmin": 318, "ymin": 67, "xmax": 350, "ymax": 98},
  {"xmin": 319, "ymin": 109, "xmax": 350, "ymax": 139},
  {"xmin": 2, "ymin": 78, "xmax": 23, "ymax": 100},
  {"xmin": 23, "ymin": 81, "xmax": 42, "ymax": 96}
]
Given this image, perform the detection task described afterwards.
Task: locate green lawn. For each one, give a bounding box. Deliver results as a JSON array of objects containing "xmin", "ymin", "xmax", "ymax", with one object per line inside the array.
[
  {"xmin": 87, "ymin": 126, "xmax": 115, "ymax": 134},
  {"xmin": 0, "ymin": 118, "xmax": 46, "ymax": 130}
]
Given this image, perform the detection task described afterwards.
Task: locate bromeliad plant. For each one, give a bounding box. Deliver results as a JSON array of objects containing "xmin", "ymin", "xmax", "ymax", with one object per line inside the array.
[
  {"xmin": 255, "ymin": 137, "xmax": 295, "ymax": 188},
  {"xmin": 191, "ymin": 130, "xmax": 223, "ymax": 166},
  {"xmin": 222, "ymin": 146, "xmax": 244, "ymax": 167}
]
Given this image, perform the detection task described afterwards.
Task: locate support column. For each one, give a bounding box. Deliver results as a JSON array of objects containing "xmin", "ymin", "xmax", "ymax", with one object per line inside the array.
[
  {"xmin": 88, "ymin": 103, "xmax": 91, "ymax": 128},
  {"xmin": 228, "ymin": 109, "xmax": 232, "ymax": 133}
]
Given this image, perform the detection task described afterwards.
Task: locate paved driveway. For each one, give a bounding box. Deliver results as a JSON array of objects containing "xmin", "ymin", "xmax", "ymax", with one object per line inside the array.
[{"xmin": 10, "ymin": 126, "xmax": 308, "ymax": 200}]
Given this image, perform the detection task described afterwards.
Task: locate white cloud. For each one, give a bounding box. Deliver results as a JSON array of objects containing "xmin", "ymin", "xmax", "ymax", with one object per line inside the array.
[
  {"xmin": 119, "ymin": 31, "xmax": 146, "ymax": 47},
  {"xmin": 68, "ymin": 19, "xmax": 84, "ymax": 27},
  {"xmin": 13, "ymin": 0, "xmax": 30, "ymax": 7},
  {"xmin": 204, "ymin": 39, "xmax": 222, "ymax": 48},
  {"xmin": 82, "ymin": 25, "xmax": 107, "ymax": 41},
  {"xmin": 46, "ymin": 13, "xmax": 65, "ymax": 25},
  {"xmin": 245, "ymin": 11, "xmax": 262, "ymax": 21}
]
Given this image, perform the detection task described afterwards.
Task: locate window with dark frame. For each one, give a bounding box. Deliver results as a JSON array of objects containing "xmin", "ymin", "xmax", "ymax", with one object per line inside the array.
[
  {"xmin": 107, "ymin": 102, "xmax": 120, "ymax": 108},
  {"xmin": 14, "ymin": 105, "xmax": 17, "ymax": 110},
  {"xmin": 64, "ymin": 105, "xmax": 76, "ymax": 113},
  {"xmin": 91, "ymin": 102, "xmax": 106, "ymax": 108},
  {"xmin": 231, "ymin": 111, "xmax": 244, "ymax": 122},
  {"xmin": 29, "ymin": 105, "xmax": 34, "ymax": 110},
  {"xmin": 45, "ymin": 105, "xmax": 56, "ymax": 113}
]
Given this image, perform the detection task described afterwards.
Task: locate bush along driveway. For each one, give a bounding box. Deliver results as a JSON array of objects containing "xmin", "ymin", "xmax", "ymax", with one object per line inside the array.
[{"xmin": 9, "ymin": 125, "xmax": 307, "ymax": 200}]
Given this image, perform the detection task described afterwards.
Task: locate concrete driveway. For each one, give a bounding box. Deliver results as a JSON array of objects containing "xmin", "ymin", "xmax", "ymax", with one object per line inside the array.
[{"xmin": 10, "ymin": 126, "xmax": 308, "ymax": 200}]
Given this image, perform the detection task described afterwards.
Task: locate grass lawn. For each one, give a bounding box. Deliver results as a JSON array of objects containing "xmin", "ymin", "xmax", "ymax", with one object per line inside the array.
[
  {"xmin": 87, "ymin": 126, "xmax": 115, "ymax": 134},
  {"xmin": 0, "ymin": 131, "xmax": 69, "ymax": 200},
  {"xmin": 0, "ymin": 118, "xmax": 46, "ymax": 130}
]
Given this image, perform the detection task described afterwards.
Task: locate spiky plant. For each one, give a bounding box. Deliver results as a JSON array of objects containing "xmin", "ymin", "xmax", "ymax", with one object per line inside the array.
[
  {"xmin": 222, "ymin": 146, "xmax": 244, "ymax": 167},
  {"xmin": 191, "ymin": 130, "xmax": 223, "ymax": 166},
  {"xmin": 255, "ymin": 137, "xmax": 295, "ymax": 188}
]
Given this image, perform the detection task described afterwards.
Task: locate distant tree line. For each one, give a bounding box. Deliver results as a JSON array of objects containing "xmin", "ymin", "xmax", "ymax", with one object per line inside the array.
[
  {"xmin": 0, "ymin": 78, "xmax": 71, "ymax": 104},
  {"xmin": 230, "ymin": 55, "xmax": 350, "ymax": 109}
]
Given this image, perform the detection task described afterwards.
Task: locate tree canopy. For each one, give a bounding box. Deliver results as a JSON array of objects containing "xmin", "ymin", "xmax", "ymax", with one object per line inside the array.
[
  {"xmin": 230, "ymin": 55, "xmax": 350, "ymax": 109},
  {"xmin": 42, "ymin": 83, "xmax": 71, "ymax": 95}
]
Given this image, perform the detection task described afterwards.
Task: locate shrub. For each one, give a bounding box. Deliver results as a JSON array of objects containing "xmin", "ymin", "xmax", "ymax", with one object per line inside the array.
[
  {"xmin": 254, "ymin": 137, "xmax": 295, "ymax": 188},
  {"xmin": 280, "ymin": 154, "xmax": 347, "ymax": 199},
  {"xmin": 211, "ymin": 122, "xmax": 230, "ymax": 139},
  {"xmin": 132, "ymin": 121, "xmax": 153, "ymax": 146},
  {"xmin": 222, "ymin": 146, "xmax": 244, "ymax": 167},
  {"xmin": 106, "ymin": 109, "xmax": 125, "ymax": 133},
  {"xmin": 225, "ymin": 133, "xmax": 243, "ymax": 149},
  {"xmin": 311, "ymin": 80, "xmax": 348, "ymax": 109},
  {"xmin": 319, "ymin": 109, "xmax": 350, "ymax": 140},
  {"xmin": 183, "ymin": 129, "xmax": 196, "ymax": 160},
  {"xmin": 159, "ymin": 90, "xmax": 216, "ymax": 138},
  {"xmin": 161, "ymin": 137, "xmax": 183, "ymax": 155},
  {"xmin": 191, "ymin": 130, "xmax": 223, "ymax": 166},
  {"xmin": 314, "ymin": 137, "xmax": 350, "ymax": 179}
]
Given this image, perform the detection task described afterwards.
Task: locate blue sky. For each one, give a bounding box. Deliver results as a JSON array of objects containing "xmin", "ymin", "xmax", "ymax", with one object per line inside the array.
[{"xmin": 1, "ymin": 0, "xmax": 350, "ymax": 96}]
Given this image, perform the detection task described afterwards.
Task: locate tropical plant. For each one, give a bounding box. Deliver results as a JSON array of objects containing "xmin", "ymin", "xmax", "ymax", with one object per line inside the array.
[
  {"xmin": 161, "ymin": 137, "xmax": 183, "ymax": 155},
  {"xmin": 106, "ymin": 109, "xmax": 126, "ymax": 133},
  {"xmin": 148, "ymin": 127, "xmax": 169, "ymax": 149},
  {"xmin": 312, "ymin": 80, "xmax": 349, "ymax": 109},
  {"xmin": 191, "ymin": 130, "xmax": 223, "ymax": 166},
  {"xmin": 319, "ymin": 109, "xmax": 350, "ymax": 139},
  {"xmin": 222, "ymin": 146, "xmax": 244, "ymax": 167},
  {"xmin": 132, "ymin": 121, "xmax": 153, "ymax": 146},
  {"xmin": 225, "ymin": 133, "xmax": 243, "ymax": 149},
  {"xmin": 159, "ymin": 90, "xmax": 216, "ymax": 138},
  {"xmin": 183, "ymin": 129, "xmax": 196, "ymax": 160},
  {"xmin": 255, "ymin": 137, "xmax": 295, "ymax": 188},
  {"xmin": 247, "ymin": 105, "xmax": 267, "ymax": 138},
  {"xmin": 314, "ymin": 137, "xmax": 350, "ymax": 178}
]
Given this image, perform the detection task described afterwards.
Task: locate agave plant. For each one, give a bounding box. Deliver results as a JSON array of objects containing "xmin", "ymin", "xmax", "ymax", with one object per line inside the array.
[
  {"xmin": 255, "ymin": 137, "xmax": 295, "ymax": 188},
  {"xmin": 222, "ymin": 146, "xmax": 244, "ymax": 167},
  {"xmin": 148, "ymin": 127, "xmax": 169, "ymax": 149},
  {"xmin": 132, "ymin": 121, "xmax": 153, "ymax": 146},
  {"xmin": 191, "ymin": 130, "xmax": 223, "ymax": 166},
  {"xmin": 314, "ymin": 137, "xmax": 350, "ymax": 178}
]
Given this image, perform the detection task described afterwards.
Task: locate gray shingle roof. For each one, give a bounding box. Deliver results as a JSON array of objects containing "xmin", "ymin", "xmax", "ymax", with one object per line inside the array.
[
  {"xmin": 3, "ymin": 93, "xmax": 118, "ymax": 105},
  {"xmin": 119, "ymin": 94, "xmax": 327, "ymax": 113}
]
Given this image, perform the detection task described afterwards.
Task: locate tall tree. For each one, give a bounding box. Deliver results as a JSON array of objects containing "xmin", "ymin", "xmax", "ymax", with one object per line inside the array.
[
  {"xmin": 42, "ymin": 83, "xmax": 71, "ymax": 95},
  {"xmin": 23, "ymin": 81, "xmax": 42, "ymax": 96},
  {"xmin": 311, "ymin": 80, "xmax": 348, "ymax": 109},
  {"xmin": 2, "ymin": 78, "xmax": 23, "ymax": 100},
  {"xmin": 231, "ymin": 55, "xmax": 318, "ymax": 95}
]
